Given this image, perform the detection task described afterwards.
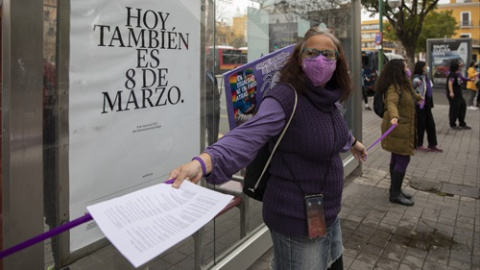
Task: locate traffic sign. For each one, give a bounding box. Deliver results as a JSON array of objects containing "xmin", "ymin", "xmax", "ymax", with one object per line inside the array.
[{"xmin": 375, "ymin": 32, "xmax": 383, "ymax": 45}]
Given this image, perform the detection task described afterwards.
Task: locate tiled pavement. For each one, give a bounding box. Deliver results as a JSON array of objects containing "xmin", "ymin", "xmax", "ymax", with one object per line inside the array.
[{"xmin": 249, "ymin": 88, "xmax": 480, "ymax": 270}]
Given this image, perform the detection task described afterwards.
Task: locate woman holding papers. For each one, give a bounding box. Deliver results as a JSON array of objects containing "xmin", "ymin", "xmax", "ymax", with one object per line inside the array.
[
  {"xmin": 170, "ymin": 26, "xmax": 367, "ymax": 270},
  {"xmin": 375, "ymin": 59, "xmax": 422, "ymax": 206}
]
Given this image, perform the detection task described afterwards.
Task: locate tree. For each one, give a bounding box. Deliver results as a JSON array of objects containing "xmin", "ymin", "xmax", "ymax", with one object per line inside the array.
[
  {"xmin": 415, "ymin": 10, "xmax": 457, "ymax": 53},
  {"xmin": 362, "ymin": 0, "xmax": 441, "ymax": 69},
  {"xmin": 383, "ymin": 10, "xmax": 457, "ymax": 54}
]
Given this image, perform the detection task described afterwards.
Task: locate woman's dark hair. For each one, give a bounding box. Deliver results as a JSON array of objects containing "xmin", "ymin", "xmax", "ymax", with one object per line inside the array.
[
  {"xmin": 374, "ymin": 59, "xmax": 411, "ymax": 94},
  {"xmin": 413, "ymin": 61, "xmax": 426, "ymax": 76},
  {"xmin": 449, "ymin": 60, "xmax": 459, "ymax": 73},
  {"xmin": 279, "ymin": 27, "xmax": 353, "ymax": 102}
]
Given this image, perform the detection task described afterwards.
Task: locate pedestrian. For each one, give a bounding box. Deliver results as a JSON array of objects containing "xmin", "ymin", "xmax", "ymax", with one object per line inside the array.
[
  {"xmin": 205, "ymin": 58, "xmax": 221, "ymax": 145},
  {"xmin": 466, "ymin": 61, "xmax": 479, "ymax": 110},
  {"xmin": 361, "ymin": 67, "xmax": 372, "ymax": 110},
  {"xmin": 169, "ymin": 26, "xmax": 367, "ymax": 270},
  {"xmin": 412, "ymin": 61, "xmax": 443, "ymax": 152},
  {"xmin": 446, "ymin": 59, "xmax": 472, "ymax": 130},
  {"xmin": 476, "ymin": 61, "xmax": 480, "ymax": 108},
  {"xmin": 375, "ymin": 59, "xmax": 423, "ymax": 206}
]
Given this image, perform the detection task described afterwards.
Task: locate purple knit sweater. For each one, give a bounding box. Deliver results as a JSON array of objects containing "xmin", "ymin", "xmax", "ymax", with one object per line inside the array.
[
  {"xmin": 261, "ymin": 82, "xmax": 350, "ymax": 236},
  {"xmin": 205, "ymin": 82, "xmax": 351, "ymax": 236}
]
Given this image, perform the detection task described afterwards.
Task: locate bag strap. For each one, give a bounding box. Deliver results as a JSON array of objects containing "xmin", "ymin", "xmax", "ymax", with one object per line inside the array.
[{"xmin": 254, "ymin": 86, "xmax": 298, "ymax": 190}]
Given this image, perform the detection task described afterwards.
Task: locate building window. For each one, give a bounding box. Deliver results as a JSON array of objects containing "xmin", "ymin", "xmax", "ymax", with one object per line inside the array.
[
  {"xmin": 361, "ymin": 24, "xmax": 379, "ymax": 31},
  {"xmin": 460, "ymin": 12, "xmax": 471, "ymax": 27},
  {"xmin": 460, "ymin": 33, "xmax": 471, "ymax": 38}
]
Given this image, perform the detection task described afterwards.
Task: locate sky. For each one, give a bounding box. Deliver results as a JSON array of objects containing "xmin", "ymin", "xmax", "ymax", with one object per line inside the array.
[{"xmin": 361, "ymin": 0, "xmax": 451, "ymax": 21}]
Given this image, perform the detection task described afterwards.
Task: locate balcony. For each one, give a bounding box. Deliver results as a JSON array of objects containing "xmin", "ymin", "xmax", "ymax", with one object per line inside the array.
[{"xmin": 460, "ymin": 20, "xmax": 472, "ymax": 27}]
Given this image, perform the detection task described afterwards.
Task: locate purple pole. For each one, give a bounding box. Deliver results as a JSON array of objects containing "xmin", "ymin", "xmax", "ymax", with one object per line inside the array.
[
  {"xmin": 367, "ymin": 124, "xmax": 397, "ymax": 151},
  {"xmin": 0, "ymin": 178, "xmax": 177, "ymax": 259},
  {"xmin": 0, "ymin": 213, "xmax": 93, "ymax": 259}
]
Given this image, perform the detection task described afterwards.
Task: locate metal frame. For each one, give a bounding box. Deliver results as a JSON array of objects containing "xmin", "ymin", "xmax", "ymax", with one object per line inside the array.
[{"xmin": 2, "ymin": 0, "xmax": 45, "ymax": 269}]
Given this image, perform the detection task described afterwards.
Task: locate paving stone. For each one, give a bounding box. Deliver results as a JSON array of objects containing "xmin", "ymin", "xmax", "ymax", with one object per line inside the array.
[
  {"xmin": 402, "ymin": 248, "xmax": 427, "ymax": 268},
  {"xmin": 423, "ymin": 259, "xmax": 448, "ymax": 270},
  {"xmin": 356, "ymin": 251, "xmax": 379, "ymax": 265},
  {"xmin": 398, "ymin": 263, "xmax": 419, "ymax": 270},
  {"xmin": 350, "ymin": 259, "xmax": 375, "ymax": 270},
  {"xmin": 375, "ymin": 256, "xmax": 401, "ymax": 270},
  {"xmin": 383, "ymin": 242, "xmax": 407, "ymax": 262},
  {"xmin": 426, "ymin": 246, "xmax": 449, "ymax": 264}
]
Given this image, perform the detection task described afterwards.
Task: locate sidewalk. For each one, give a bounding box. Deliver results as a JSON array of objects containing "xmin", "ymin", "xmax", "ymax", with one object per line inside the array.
[{"xmin": 249, "ymin": 98, "xmax": 479, "ymax": 269}]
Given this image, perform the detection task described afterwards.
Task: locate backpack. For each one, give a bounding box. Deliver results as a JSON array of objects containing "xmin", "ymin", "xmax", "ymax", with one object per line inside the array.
[
  {"xmin": 373, "ymin": 91, "xmax": 386, "ymax": 118},
  {"xmin": 373, "ymin": 89, "xmax": 402, "ymax": 118}
]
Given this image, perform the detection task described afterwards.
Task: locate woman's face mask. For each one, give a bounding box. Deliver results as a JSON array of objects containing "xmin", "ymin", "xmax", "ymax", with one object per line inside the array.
[
  {"xmin": 405, "ymin": 68, "xmax": 412, "ymax": 78},
  {"xmin": 301, "ymin": 53, "xmax": 337, "ymax": 87}
]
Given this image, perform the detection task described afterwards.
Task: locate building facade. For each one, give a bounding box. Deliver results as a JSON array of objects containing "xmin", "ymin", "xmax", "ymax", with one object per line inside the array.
[
  {"xmin": 360, "ymin": 19, "xmax": 396, "ymax": 53},
  {"xmin": 437, "ymin": 0, "xmax": 480, "ymax": 61}
]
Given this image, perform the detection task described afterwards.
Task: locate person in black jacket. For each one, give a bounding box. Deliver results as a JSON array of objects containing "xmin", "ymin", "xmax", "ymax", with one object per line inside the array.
[{"xmin": 446, "ymin": 60, "xmax": 471, "ymax": 130}]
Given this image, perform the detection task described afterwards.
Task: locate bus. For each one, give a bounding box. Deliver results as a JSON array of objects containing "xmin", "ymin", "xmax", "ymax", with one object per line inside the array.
[{"xmin": 207, "ymin": 46, "xmax": 248, "ymax": 75}]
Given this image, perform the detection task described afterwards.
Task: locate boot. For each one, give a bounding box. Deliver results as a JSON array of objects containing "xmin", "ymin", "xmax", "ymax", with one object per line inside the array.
[
  {"xmin": 389, "ymin": 165, "xmax": 412, "ymax": 199},
  {"xmin": 389, "ymin": 171, "xmax": 414, "ymax": 206}
]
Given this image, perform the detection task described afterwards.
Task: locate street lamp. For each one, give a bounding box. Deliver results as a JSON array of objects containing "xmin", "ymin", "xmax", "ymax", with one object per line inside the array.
[{"xmin": 378, "ymin": 0, "xmax": 401, "ymax": 74}]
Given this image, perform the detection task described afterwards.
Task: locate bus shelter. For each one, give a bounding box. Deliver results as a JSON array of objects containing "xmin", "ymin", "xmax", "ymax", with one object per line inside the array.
[{"xmin": 1, "ymin": 0, "xmax": 364, "ymax": 269}]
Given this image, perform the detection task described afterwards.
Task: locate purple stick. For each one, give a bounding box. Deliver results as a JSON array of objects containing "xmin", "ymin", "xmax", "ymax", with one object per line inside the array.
[
  {"xmin": 164, "ymin": 178, "xmax": 175, "ymax": 184},
  {"xmin": 0, "ymin": 178, "xmax": 177, "ymax": 259},
  {"xmin": 0, "ymin": 213, "xmax": 93, "ymax": 259},
  {"xmin": 367, "ymin": 124, "xmax": 397, "ymax": 151}
]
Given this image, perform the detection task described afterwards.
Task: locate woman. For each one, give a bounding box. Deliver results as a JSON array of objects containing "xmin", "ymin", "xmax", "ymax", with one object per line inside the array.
[
  {"xmin": 375, "ymin": 59, "xmax": 422, "ymax": 206},
  {"xmin": 170, "ymin": 27, "xmax": 367, "ymax": 270},
  {"xmin": 446, "ymin": 60, "xmax": 471, "ymax": 130},
  {"xmin": 466, "ymin": 61, "xmax": 478, "ymax": 110},
  {"xmin": 411, "ymin": 61, "xmax": 442, "ymax": 152}
]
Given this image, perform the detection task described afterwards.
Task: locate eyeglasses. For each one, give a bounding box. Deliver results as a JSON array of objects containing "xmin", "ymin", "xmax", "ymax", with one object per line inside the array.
[{"xmin": 302, "ymin": 48, "xmax": 338, "ymax": 61}]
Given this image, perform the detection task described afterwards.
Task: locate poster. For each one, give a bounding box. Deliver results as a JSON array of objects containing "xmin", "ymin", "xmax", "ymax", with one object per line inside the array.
[
  {"xmin": 427, "ymin": 38, "xmax": 472, "ymax": 85},
  {"xmin": 69, "ymin": 0, "xmax": 201, "ymax": 251},
  {"xmin": 223, "ymin": 45, "xmax": 295, "ymax": 130}
]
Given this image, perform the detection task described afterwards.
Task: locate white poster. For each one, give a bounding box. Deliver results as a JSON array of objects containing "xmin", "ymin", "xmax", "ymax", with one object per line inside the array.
[{"xmin": 69, "ymin": 0, "xmax": 201, "ymax": 251}]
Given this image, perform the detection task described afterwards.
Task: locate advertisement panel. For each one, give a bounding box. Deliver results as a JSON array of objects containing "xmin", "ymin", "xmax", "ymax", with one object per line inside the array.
[
  {"xmin": 222, "ymin": 45, "xmax": 295, "ymax": 130},
  {"xmin": 427, "ymin": 38, "xmax": 472, "ymax": 85},
  {"xmin": 69, "ymin": 0, "xmax": 201, "ymax": 251}
]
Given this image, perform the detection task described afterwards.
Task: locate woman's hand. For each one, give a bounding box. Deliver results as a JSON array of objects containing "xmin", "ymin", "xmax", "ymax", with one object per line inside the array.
[
  {"xmin": 169, "ymin": 154, "xmax": 212, "ymax": 188},
  {"xmin": 449, "ymin": 92, "xmax": 454, "ymax": 98},
  {"xmin": 390, "ymin": 117, "xmax": 398, "ymax": 125},
  {"xmin": 169, "ymin": 161, "xmax": 203, "ymax": 188},
  {"xmin": 350, "ymin": 140, "xmax": 367, "ymax": 162}
]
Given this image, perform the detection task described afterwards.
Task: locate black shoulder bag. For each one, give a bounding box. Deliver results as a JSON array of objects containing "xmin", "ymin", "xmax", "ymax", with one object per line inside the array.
[{"xmin": 243, "ymin": 89, "xmax": 298, "ymax": 201}]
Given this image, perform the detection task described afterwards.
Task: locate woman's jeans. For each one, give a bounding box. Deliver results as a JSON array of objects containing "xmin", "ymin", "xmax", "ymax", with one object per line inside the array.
[{"xmin": 270, "ymin": 218, "xmax": 343, "ymax": 270}]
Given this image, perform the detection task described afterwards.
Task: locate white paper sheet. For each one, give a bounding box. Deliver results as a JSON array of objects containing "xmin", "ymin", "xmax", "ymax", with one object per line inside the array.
[{"xmin": 87, "ymin": 181, "xmax": 234, "ymax": 268}]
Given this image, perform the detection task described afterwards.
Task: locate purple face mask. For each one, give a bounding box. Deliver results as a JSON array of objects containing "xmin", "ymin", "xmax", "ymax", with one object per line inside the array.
[
  {"xmin": 302, "ymin": 55, "xmax": 337, "ymax": 87},
  {"xmin": 405, "ymin": 69, "xmax": 412, "ymax": 78}
]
